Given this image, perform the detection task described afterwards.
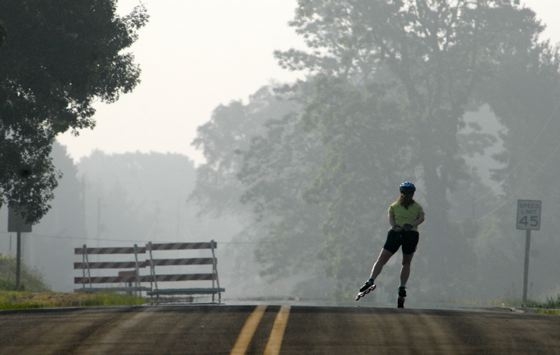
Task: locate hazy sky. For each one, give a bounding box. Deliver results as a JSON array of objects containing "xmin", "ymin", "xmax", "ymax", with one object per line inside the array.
[{"xmin": 56, "ymin": 0, "xmax": 560, "ymax": 165}]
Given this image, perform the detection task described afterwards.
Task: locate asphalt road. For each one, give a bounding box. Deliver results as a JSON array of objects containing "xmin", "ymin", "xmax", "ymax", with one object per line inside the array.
[{"xmin": 0, "ymin": 305, "xmax": 558, "ymax": 354}]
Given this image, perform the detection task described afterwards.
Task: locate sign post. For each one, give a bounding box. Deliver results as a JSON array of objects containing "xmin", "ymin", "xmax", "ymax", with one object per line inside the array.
[
  {"xmin": 8, "ymin": 204, "xmax": 32, "ymax": 290},
  {"xmin": 516, "ymin": 199, "xmax": 541, "ymax": 305}
]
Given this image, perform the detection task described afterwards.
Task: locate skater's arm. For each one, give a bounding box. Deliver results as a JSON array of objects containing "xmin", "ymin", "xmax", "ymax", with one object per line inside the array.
[
  {"xmin": 412, "ymin": 210, "xmax": 425, "ymax": 228},
  {"xmin": 388, "ymin": 209, "xmax": 402, "ymax": 231}
]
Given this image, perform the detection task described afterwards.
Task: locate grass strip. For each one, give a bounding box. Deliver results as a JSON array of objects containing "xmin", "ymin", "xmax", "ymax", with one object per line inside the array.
[{"xmin": 0, "ymin": 291, "xmax": 145, "ymax": 310}]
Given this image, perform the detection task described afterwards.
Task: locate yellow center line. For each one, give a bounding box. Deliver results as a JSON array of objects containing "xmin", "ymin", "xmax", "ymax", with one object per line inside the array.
[
  {"xmin": 230, "ymin": 305, "xmax": 267, "ymax": 355},
  {"xmin": 264, "ymin": 305, "xmax": 291, "ymax": 355}
]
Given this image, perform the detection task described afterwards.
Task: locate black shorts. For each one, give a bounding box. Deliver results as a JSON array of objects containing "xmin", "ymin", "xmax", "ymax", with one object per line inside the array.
[{"xmin": 383, "ymin": 230, "xmax": 419, "ymax": 255}]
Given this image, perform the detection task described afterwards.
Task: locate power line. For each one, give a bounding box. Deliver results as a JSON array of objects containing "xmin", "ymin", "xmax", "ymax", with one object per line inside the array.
[{"xmin": 0, "ymin": 231, "xmax": 275, "ymax": 246}]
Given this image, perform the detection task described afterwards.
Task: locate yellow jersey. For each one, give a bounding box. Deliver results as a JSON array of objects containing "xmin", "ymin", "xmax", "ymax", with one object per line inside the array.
[{"xmin": 388, "ymin": 201, "xmax": 424, "ymax": 231}]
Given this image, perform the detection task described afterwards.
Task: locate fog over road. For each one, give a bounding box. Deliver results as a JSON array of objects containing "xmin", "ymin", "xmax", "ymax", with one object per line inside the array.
[{"xmin": 0, "ymin": 305, "xmax": 558, "ymax": 354}]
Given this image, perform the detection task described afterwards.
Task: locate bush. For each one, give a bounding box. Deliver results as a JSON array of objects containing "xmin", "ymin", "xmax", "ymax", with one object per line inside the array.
[{"xmin": 0, "ymin": 255, "xmax": 50, "ymax": 291}]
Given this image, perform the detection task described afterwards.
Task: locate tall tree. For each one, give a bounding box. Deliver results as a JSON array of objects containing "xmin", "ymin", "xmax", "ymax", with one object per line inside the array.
[
  {"xmin": 193, "ymin": 80, "xmax": 404, "ymax": 298},
  {"xmin": 237, "ymin": 85, "xmax": 325, "ymax": 283},
  {"xmin": 78, "ymin": 152, "xmax": 197, "ymax": 242},
  {"xmin": 275, "ymin": 75, "xmax": 408, "ymax": 296},
  {"xmin": 190, "ymin": 1, "xmax": 557, "ymax": 301},
  {"xmin": 191, "ymin": 85, "xmax": 333, "ymax": 297},
  {"xmin": 0, "ymin": 21, "xmax": 5, "ymax": 47},
  {"xmin": 482, "ymin": 34, "xmax": 560, "ymax": 298},
  {"xmin": 0, "ymin": 0, "xmax": 148, "ymax": 222},
  {"xmin": 191, "ymin": 86, "xmax": 298, "ymax": 216},
  {"xmin": 486, "ymin": 43, "xmax": 560, "ymax": 200},
  {"xmin": 30, "ymin": 142, "xmax": 86, "ymax": 291},
  {"xmin": 274, "ymin": 0, "xmax": 548, "ymax": 290}
]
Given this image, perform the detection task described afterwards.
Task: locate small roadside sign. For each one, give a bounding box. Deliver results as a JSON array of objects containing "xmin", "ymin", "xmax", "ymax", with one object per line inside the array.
[
  {"xmin": 516, "ymin": 199, "xmax": 541, "ymax": 231},
  {"xmin": 8, "ymin": 204, "xmax": 32, "ymax": 233}
]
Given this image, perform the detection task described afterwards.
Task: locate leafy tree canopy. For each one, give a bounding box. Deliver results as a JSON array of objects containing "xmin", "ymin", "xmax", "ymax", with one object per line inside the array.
[
  {"xmin": 0, "ymin": 0, "xmax": 148, "ymax": 222},
  {"xmin": 191, "ymin": 86, "xmax": 299, "ymax": 216},
  {"xmin": 273, "ymin": 0, "xmax": 553, "ymax": 288},
  {"xmin": 192, "ymin": 0, "xmax": 560, "ymax": 300}
]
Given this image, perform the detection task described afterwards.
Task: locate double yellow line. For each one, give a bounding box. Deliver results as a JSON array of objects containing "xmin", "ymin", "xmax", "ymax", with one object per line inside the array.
[{"xmin": 230, "ymin": 305, "xmax": 291, "ymax": 355}]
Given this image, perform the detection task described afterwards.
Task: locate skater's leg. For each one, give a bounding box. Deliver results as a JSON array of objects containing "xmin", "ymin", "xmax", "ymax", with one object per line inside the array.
[
  {"xmin": 358, "ymin": 231, "xmax": 398, "ymax": 295},
  {"xmin": 369, "ymin": 248, "xmax": 393, "ymax": 280},
  {"xmin": 400, "ymin": 231, "xmax": 419, "ymax": 288},
  {"xmin": 399, "ymin": 253, "xmax": 414, "ymax": 287}
]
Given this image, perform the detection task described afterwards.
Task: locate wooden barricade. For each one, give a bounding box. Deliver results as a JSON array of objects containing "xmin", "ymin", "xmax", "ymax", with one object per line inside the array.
[
  {"xmin": 146, "ymin": 241, "xmax": 225, "ymax": 304},
  {"xmin": 73, "ymin": 241, "xmax": 225, "ymax": 303},
  {"xmin": 73, "ymin": 244, "xmax": 150, "ymax": 295}
]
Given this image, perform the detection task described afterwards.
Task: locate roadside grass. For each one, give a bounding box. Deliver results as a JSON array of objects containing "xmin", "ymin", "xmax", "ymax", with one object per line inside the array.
[
  {"xmin": 536, "ymin": 309, "xmax": 560, "ymax": 315},
  {"xmin": 0, "ymin": 291, "xmax": 145, "ymax": 310},
  {"xmin": 0, "ymin": 255, "xmax": 145, "ymax": 310},
  {"xmin": 523, "ymin": 296, "xmax": 560, "ymax": 315},
  {"xmin": 499, "ymin": 295, "xmax": 560, "ymax": 315}
]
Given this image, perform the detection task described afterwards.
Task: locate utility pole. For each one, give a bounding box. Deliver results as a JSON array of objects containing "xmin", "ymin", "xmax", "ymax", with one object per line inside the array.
[{"xmin": 96, "ymin": 196, "xmax": 101, "ymax": 246}]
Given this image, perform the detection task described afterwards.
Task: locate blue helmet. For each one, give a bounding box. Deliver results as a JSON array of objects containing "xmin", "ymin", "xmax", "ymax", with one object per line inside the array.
[{"xmin": 399, "ymin": 181, "xmax": 416, "ymax": 193}]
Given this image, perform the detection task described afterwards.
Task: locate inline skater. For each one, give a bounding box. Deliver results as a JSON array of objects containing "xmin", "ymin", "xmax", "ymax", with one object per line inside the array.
[{"xmin": 355, "ymin": 181, "xmax": 425, "ymax": 308}]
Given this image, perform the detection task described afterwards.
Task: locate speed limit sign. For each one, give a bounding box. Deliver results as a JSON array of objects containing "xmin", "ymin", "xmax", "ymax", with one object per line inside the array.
[{"xmin": 516, "ymin": 200, "xmax": 541, "ymax": 230}]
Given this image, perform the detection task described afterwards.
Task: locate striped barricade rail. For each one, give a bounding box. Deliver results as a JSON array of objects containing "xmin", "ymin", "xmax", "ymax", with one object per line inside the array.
[
  {"xmin": 151, "ymin": 258, "xmax": 214, "ymax": 266},
  {"xmin": 148, "ymin": 241, "xmax": 217, "ymax": 250},
  {"xmin": 73, "ymin": 271, "xmax": 151, "ymax": 293},
  {"xmin": 150, "ymin": 273, "xmax": 217, "ymax": 282},
  {"xmin": 74, "ymin": 273, "xmax": 216, "ymax": 284},
  {"xmin": 75, "ymin": 275, "xmax": 137, "ymax": 284},
  {"xmin": 74, "ymin": 246, "xmax": 147, "ymax": 254},
  {"xmin": 147, "ymin": 287, "xmax": 225, "ymax": 297},
  {"xmin": 74, "ymin": 261, "xmax": 149, "ymax": 269}
]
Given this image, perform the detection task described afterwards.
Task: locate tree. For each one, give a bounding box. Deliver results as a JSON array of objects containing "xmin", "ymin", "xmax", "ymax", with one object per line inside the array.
[
  {"xmin": 30, "ymin": 142, "xmax": 87, "ymax": 291},
  {"xmin": 237, "ymin": 86, "xmax": 325, "ymax": 281},
  {"xmin": 0, "ymin": 21, "xmax": 6, "ymax": 47},
  {"xmin": 191, "ymin": 85, "xmax": 333, "ymax": 297},
  {"xmin": 485, "ymin": 43, "xmax": 560, "ymax": 198},
  {"xmin": 190, "ymin": 1, "xmax": 558, "ymax": 302},
  {"xmin": 277, "ymin": 75, "xmax": 410, "ymax": 296},
  {"xmin": 482, "ymin": 35, "xmax": 560, "ymax": 299},
  {"xmin": 191, "ymin": 86, "xmax": 298, "ymax": 216},
  {"xmin": 192, "ymin": 80, "xmax": 405, "ymax": 299},
  {"xmin": 78, "ymin": 151, "xmax": 197, "ymax": 242},
  {"xmin": 0, "ymin": 0, "xmax": 148, "ymax": 222},
  {"xmin": 274, "ymin": 0, "xmax": 549, "ymax": 292}
]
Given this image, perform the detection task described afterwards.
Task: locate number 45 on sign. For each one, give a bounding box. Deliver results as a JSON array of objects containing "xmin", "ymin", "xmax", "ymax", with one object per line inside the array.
[{"xmin": 516, "ymin": 200, "xmax": 541, "ymax": 230}]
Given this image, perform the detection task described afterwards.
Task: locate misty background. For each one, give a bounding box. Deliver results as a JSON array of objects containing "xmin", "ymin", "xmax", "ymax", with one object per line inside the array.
[{"xmin": 1, "ymin": 1, "xmax": 560, "ymax": 307}]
